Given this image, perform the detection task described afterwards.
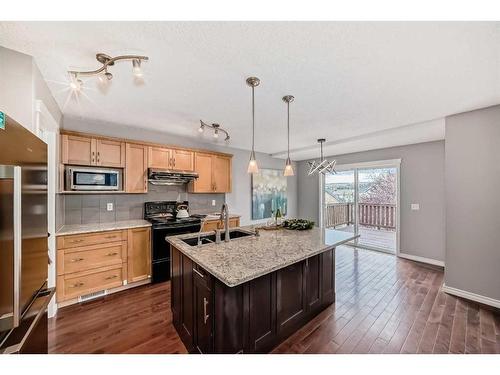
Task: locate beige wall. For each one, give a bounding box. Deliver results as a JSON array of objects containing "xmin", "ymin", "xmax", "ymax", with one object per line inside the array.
[{"xmin": 445, "ymin": 105, "xmax": 500, "ymax": 302}]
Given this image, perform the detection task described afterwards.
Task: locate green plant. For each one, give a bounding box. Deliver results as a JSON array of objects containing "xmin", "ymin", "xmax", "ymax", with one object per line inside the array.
[{"xmin": 282, "ymin": 219, "xmax": 315, "ymax": 230}]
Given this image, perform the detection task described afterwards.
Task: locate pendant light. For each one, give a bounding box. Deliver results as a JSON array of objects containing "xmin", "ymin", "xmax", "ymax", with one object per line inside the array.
[
  {"xmin": 307, "ymin": 139, "xmax": 337, "ymax": 175},
  {"xmin": 246, "ymin": 77, "xmax": 260, "ymax": 174},
  {"xmin": 282, "ymin": 95, "xmax": 295, "ymax": 176}
]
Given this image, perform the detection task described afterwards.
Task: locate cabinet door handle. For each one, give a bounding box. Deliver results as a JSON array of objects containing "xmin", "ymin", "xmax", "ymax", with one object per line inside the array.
[
  {"xmin": 105, "ymin": 275, "xmax": 118, "ymax": 280},
  {"xmin": 71, "ymin": 239, "xmax": 84, "ymax": 243},
  {"xmin": 92, "ymin": 151, "xmax": 95, "ymax": 163},
  {"xmin": 203, "ymin": 297, "xmax": 210, "ymax": 324},
  {"xmin": 104, "ymin": 235, "xmax": 117, "ymax": 239},
  {"xmin": 106, "ymin": 252, "xmax": 118, "ymax": 256},
  {"xmin": 193, "ymin": 268, "xmax": 204, "ymax": 278},
  {"xmin": 97, "ymin": 151, "xmax": 100, "ymax": 163},
  {"xmin": 70, "ymin": 257, "xmax": 84, "ymax": 262},
  {"xmin": 173, "ymin": 158, "xmax": 176, "ymax": 167},
  {"xmin": 70, "ymin": 282, "xmax": 84, "ymax": 288}
]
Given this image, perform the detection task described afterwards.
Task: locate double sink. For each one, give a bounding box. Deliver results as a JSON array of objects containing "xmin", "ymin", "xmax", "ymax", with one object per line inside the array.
[{"xmin": 181, "ymin": 229, "xmax": 254, "ymax": 247}]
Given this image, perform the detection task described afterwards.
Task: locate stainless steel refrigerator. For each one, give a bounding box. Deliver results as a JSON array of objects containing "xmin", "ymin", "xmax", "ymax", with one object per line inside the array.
[{"xmin": 0, "ymin": 113, "xmax": 54, "ymax": 354}]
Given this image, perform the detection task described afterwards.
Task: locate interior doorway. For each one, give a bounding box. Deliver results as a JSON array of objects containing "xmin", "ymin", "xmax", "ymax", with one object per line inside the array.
[{"xmin": 321, "ymin": 160, "xmax": 400, "ymax": 254}]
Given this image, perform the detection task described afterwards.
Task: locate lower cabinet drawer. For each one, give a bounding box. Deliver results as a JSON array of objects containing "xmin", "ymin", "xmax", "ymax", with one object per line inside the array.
[
  {"xmin": 61, "ymin": 265, "xmax": 124, "ymax": 300},
  {"xmin": 61, "ymin": 242, "xmax": 126, "ymax": 274},
  {"xmin": 57, "ymin": 230, "xmax": 127, "ymax": 249}
]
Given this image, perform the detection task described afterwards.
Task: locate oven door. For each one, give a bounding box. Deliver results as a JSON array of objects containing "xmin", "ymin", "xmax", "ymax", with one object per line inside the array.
[
  {"xmin": 152, "ymin": 223, "xmax": 201, "ymax": 261},
  {"xmin": 66, "ymin": 167, "xmax": 121, "ymax": 191}
]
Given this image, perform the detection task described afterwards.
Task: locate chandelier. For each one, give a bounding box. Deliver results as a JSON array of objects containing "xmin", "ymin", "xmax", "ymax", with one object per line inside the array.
[{"xmin": 307, "ymin": 139, "xmax": 337, "ymax": 175}]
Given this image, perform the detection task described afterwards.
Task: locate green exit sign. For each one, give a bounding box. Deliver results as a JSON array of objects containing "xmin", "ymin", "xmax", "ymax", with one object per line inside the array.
[{"xmin": 0, "ymin": 112, "xmax": 5, "ymax": 130}]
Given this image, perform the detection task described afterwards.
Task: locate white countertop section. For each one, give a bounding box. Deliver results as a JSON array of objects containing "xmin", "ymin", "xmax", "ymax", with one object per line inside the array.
[
  {"xmin": 167, "ymin": 227, "xmax": 358, "ymax": 287},
  {"xmin": 56, "ymin": 219, "xmax": 152, "ymax": 236}
]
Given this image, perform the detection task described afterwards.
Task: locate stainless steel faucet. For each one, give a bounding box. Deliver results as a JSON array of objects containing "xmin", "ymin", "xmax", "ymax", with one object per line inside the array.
[
  {"xmin": 219, "ymin": 203, "xmax": 230, "ymax": 242},
  {"xmin": 197, "ymin": 218, "xmax": 206, "ymax": 246}
]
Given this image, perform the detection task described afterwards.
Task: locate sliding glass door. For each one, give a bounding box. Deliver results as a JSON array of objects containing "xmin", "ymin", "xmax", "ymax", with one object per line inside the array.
[{"xmin": 322, "ymin": 161, "xmax": 399, "ymax": 254}]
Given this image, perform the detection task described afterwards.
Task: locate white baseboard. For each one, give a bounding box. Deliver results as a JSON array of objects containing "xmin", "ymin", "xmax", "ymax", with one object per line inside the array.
[
  {"xmin": 398, "ymin": 252, "xmax": 445, "ymax": 267},
  {"xmin": 442, "ymin": 284, "xmax": 500, "ymax": 309}
]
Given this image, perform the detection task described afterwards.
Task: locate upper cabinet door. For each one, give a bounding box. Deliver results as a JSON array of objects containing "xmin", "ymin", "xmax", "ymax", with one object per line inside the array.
[
  {"xmin": 125, "ymin": 143, "xmax": 148, "ymax": 193},
  {"xmin": 171, "ymin": 149, "xmax": 194, "ymax": 171},
  {"xmin": 148, "ymin": 146, "xmax": 171, "ymax": 169},
  {"xmin": 191, "ymin": 152, "xmax": 213, "ymax": 193},
  {"xmin": 213, "ymin": 155, "xmax": 231, "ymax": 193},
  {"xmin": 61, "ymin": 135, "xmax": 96, "ymax": 166},
  {"xmin": 96, "ymin": 139, "xmax": 125, "ymax": 167}
]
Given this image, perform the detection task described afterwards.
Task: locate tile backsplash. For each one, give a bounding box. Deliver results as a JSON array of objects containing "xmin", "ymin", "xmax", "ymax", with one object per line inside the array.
[{"xmin": 63, "ymin": 184, "xmax": 225, "ymax": 225}]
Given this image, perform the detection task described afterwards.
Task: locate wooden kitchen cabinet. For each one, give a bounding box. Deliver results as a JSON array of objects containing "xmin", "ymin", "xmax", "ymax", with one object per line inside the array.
[
  {"xmin": 171, "ymin": 245, "xmax": 336, "ymax": 353},
  {"xmin": 95, "ymin": 139, "xmax": 125, "ymax": 167},
  {"xmin": 148, "ymin": 146, "xmax": 171, "ymax": 169},
  {"xmin": 202, "ymin": 217, "xmax": 240, "ymax": 232},
  {"xmin": 61, "ymin": 134, "xmax": 96, "ymax": 165},
  {"xmin": 276, "ymin": 261, "xmax": 307, "ymax": 336},
  {"xmin": 213, "ymin": 155, "xmax": 231, "ymax": 193},
  {"xmin": 193, "ymin": 269, "xmax": 213, "ymax": 353},
  {"xmin": 61, "ymin": 134, "xmax": 125, "ymax": 167},
  {"xmin": 190, "ymin": 152, "xmax": 213, "ymax": 192},
  {"xmin": 127, "ymin": 227, "xmax": 151, "ymax": 283},
  {"xmin": 171, "ymin": 149, "xmax": 194, "ymax": 171},
  {"xmin": 305, "ymin": 254, "xmax": 321, "ymax": 312},
  {"xmin": 148, "ymin": 147, "xmax": 194, "ymax": 171},
  {"xmin": 125, "ymin": 143, "xmax": 148, "ymax": 193},
  {"xmin": 189, "ymin": 152, "xmax": 232, "ymax": 193}
]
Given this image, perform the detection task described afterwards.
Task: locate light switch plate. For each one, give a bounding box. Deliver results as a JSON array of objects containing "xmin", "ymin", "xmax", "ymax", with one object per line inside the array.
[
  {"xmin": 411, "ymin": 203, "xmax": 420, "ymax": 210},
  {"xmin": 211, "ymin": 200, "xmax": 216, "ymax": 206},
  {"xmin": 107, "ymin": 202, "xmax": 114, "ymax": 211}
]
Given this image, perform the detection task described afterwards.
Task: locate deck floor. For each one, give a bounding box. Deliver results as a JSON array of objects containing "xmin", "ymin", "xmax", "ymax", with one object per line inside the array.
[
  {"xmin": 332, "ymin": 224, "xmax": 396, "ymax": 252},
  {"xmin": 48, "ymin": 246, "xmax": 500, "ymax": 354}
]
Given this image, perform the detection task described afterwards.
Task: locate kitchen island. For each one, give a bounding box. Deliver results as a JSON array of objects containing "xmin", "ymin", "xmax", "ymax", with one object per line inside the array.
[{"xmin": 167, "ymin": 227, "xmax": 358, "ymax": 353}]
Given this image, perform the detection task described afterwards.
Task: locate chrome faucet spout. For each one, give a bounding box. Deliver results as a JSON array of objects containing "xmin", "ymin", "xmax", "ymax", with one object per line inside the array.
[{"xmin": 220, "ymin": 203, "xmax": 230, "ymax": 242}]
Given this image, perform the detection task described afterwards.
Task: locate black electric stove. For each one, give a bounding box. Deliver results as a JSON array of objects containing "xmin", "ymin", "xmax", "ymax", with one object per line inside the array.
[{"xmin": 145, "ymin": 201, "xmax": 202, "ymax": 283}]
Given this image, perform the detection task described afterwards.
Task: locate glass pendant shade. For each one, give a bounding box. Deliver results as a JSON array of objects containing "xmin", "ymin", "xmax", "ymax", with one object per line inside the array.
[
  {"xmin": 247, "ymin": 151, "xmax": 259, "ymax": 174},
  {"xmin": 246, "ymin": 76, "xmax": 260, "ymax": 174},
  {"xmin": 284, "ymin": 157, "xmax": 294, "ymax": 176}
]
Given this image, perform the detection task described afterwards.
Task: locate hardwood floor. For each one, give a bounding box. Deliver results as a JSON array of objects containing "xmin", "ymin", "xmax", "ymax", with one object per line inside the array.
[{"xmin": 48, "ymin": 246, "xmax": 500, "ymax": 354}]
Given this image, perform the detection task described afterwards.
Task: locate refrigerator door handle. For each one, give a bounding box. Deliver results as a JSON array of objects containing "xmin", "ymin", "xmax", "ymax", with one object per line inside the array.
[{"xmin": 12, "ymin": 166, "xmax": 22, "ymax": 328}]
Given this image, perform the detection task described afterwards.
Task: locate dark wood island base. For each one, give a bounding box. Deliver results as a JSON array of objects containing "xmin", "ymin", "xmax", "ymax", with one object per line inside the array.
[{"xmin": 171, "ymin": 246, "xmax": 335, "ymax": 353}]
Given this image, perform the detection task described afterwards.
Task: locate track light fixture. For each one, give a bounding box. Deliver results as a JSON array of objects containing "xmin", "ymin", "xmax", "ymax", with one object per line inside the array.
[
  {"xmin": 68, "ymin": 53, "xmax": 149, "ymax": 91},
  {"xmin": 199, "ymin": 120, "xmax": 230, "ymax": 141}
]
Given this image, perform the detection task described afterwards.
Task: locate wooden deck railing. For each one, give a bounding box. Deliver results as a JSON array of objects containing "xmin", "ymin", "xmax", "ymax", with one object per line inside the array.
[{"xmin": 324, "ymin": 203, "xmax": 396, "ymax": 229}]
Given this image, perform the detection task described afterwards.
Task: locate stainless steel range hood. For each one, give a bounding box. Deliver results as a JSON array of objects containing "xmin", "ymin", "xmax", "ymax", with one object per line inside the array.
[{"xmin": 148, "ymin": 168, "xmax": 199, "ymax": 186}]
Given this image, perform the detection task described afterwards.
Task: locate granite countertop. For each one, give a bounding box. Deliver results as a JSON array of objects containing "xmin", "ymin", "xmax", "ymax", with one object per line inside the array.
[
  {"xmin": 167, "ymin": 227, "xmax": 358, "ymax": 287},
  {"xmin": 56, "ymin": 219, "xmax": 152, "ymax": 236}
]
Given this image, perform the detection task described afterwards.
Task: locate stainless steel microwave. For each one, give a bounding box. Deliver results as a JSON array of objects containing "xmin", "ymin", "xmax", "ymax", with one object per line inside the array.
[{"xmin": 65, "ymin": 166, "xmax": 122, "ymax": 191}]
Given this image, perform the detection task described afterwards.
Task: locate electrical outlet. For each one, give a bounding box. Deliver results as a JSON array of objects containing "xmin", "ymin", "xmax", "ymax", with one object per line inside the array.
[
  {"xmin": 411, "ymin": 203, "xmax": 420, "ymax": 211},
  {"xmin": 107, "ymin": 202, "xmax": 114, "ymax": 211},
  {"xmin": 211, "ymin": 200, "xmax": 216, "ymax": 206}
]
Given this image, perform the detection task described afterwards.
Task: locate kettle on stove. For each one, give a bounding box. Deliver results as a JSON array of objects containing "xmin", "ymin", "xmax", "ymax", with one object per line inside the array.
[{"xmin": 176, "ymin": 204, "xmax": 190, "ymax": 218}]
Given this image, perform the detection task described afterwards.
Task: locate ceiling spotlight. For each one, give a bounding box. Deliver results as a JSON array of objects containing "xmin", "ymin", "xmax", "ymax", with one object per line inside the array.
[
  {"xmin": 98, "ymin": 71, "xmax": 113, "ymax": 84},
  {"xmin": 69, "ymin": 74, "xmax": 82, "ymax": 91},
  {"xmin": 213, "ymin": 129, "xmax": 219, "ymax": 138},
  {"xmin": 132, "ymin": 59, "xmax": 143, "ymax": 77},
  {"xmin": 198, "ymin": 123, "xmax": 205, "ymax": 133}
]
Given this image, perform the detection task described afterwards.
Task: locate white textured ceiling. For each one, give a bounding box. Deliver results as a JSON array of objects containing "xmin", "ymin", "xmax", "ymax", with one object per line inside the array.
[{"xmin": 1, "ymin": 22, "xmax": 499, "ymax": 160}]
